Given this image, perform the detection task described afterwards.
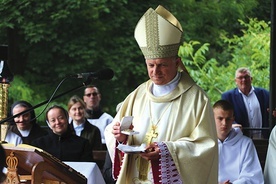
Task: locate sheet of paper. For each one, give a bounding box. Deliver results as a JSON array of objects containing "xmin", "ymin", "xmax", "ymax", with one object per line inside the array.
[{"xmin": 117, "ymin": 144, "xmax": 146, "ymax": 154}]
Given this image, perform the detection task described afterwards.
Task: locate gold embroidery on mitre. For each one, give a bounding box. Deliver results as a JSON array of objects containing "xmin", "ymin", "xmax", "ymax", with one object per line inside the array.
[{"xmin": 134, "ymin": 5, "xmax": 183, "ymax": 59}]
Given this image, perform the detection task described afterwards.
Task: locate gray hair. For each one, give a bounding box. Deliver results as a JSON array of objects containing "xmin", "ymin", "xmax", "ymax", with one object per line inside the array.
[{"xmin": 235, "ymin": 67, "xmax": 251, "ymax": 78}]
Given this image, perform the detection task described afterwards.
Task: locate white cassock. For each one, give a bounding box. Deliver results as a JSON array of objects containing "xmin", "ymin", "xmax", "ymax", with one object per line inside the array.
[
  {"xmin": 87, "ymin": 112, "xmax": 113, "ymax": 144},
  {"xmin": 264, "ymin": 126, "xmax": 276, "ymax": 184},
  {"xmin": 218, "ymin": 128, "xmax": 264, "ymax": 184}
]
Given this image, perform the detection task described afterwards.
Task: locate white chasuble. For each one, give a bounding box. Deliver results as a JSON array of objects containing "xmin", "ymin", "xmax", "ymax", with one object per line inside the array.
[{"xmin": 104, "ymin": 72, "xmax": 218, "ymax": 184}]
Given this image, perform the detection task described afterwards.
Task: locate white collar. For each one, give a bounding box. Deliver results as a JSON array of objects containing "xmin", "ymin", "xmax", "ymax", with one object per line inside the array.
[
  {"xmin": 238, "ymin": 86, "xmax": 255, "ymax": 96},
  {"xmin": 151, "ymin": 72, "xmax": 181, "ymax": 97},
  {"xmin": 73, "ymin": 121, "xmax": 85, "ymax": 129},
  {"xmin": 18, "ymin": 128, "xmax": 31, "ymax": 137}
]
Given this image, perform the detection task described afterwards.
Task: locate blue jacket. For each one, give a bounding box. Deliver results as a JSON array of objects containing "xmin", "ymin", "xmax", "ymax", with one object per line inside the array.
[{"xmin": 222, "ymin": 87, "xmax": 270, "ymax": 138}]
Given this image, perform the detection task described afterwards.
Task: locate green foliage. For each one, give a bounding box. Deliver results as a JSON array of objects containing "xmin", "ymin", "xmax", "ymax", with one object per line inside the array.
[
  {"xmin": 174, "ymin": 0, "xmax": 261, "ymax": 58},
  {"xmin": 0, "ymin": 0, "xmax": 271, "ymax": 122},
  {"xmin": 0, "ymin": 0, "xmax": 174, "ymax": 120},
  {"xmin": 8, "ymin": 76, "xmax": 35, "ymax": 101},
  {"xmin": 179, "ymin": 18, "xmax": 270, "ymax": 104},
  {"xmin": 179, "ymin": 41, "xmax": 226, "ymax": 103},
  {"xmin": 8, "ymin": 76, "xmax": 48, "ymax": 124},
  {"xmin": 221, "ymin": 18, "xmax": 270, "ymax": 89}
]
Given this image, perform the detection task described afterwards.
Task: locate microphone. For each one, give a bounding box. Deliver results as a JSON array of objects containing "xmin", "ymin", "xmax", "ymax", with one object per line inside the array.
[{"xmin": 71, "ymin": 68, "xmax": 114, "ymax": 80}]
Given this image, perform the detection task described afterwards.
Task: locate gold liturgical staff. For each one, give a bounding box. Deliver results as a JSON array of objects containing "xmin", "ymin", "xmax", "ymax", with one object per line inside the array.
[{"xmin": 0, "ymin": 45, "xmax": 14, "ymax": 143}]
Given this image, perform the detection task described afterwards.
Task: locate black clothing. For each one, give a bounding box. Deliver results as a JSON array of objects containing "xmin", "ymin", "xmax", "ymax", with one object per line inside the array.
[
  {"xmin": 85, "ymin": 108, "xmax": 104, "ymax": 119},
  {"xmin": 32, "ymin": 129, "xmax": 92, "ymax": 162},
  {"xmin": 69, "ymin": 119, "xmax": 102, "ymax": 150},
  {"xmin": 102, "ymin": 152, "xmax": 116, "ymax": 184},
  {"xmin": 10, "ymin": 123, "xmax": 48, "ymax": 144}
]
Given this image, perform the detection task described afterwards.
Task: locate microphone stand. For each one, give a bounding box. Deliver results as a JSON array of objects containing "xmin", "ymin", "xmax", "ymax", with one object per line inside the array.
[{"xmin": 0, "ymin": 79, "xmax": 92, "ymax": 125}]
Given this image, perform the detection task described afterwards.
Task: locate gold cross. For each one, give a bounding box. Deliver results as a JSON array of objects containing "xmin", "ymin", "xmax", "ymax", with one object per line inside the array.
[
  {"xmin": 145, "ymin": 125, "xmax": 158, "ymax": 145},
  {"xmin": 138, "ymin": 125, "xmax": 159, "ymax": 181}
]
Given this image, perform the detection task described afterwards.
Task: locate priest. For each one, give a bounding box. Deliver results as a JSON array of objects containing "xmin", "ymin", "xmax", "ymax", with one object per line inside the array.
[{"xmin": 105, "ymin": 5, "xmax": 218, "ymax": 184}]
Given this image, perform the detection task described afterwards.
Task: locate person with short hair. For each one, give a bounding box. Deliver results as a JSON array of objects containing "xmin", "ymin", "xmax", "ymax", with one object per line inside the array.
[
  {"xmin": 214, "ymin": 100, "xmax": 263, "ymax": 184},
  {"xmin": 222, "ymin": 67, "xmax": 270, "ymax": 138},
  {"xmin": 83, "ymin": 85, "xmax": 113, "ymax": 144}
]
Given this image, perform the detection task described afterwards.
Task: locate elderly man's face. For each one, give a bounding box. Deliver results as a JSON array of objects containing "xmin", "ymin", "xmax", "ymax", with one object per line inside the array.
[
  {"xmin": 146, "ymin": 57, "xmax": 179, "ymax": 85},
  {"xmin": 235, "ymin": 71, "xmax": 252, "ymax": 94}
]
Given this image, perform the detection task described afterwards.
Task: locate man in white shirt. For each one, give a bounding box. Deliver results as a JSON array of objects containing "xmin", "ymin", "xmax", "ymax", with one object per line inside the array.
[
  {"xmin": 214, "ymin": 99, "xmax": 263, "ymax": 184},
  {"xmin": 222, "ymin": 67, "xmax": 270, "ymax": 138}
]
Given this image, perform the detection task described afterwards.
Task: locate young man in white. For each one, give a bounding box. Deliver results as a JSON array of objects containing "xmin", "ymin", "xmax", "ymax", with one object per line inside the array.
[{"xmin": 214, "ymin": 99, "xmax": 264, "ymax": 184}]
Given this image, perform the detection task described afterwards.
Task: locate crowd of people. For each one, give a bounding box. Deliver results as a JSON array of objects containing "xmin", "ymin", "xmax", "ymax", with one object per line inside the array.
[
  {"xmin": 1, "ymin": 4, "xmax": 276, "ymax": 184},
  {"xmin": 0, "ymin": 85, "xmax": 114, "ymax": 183}
]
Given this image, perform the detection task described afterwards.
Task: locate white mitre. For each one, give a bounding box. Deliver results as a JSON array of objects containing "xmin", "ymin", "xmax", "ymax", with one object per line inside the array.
[{"xmin": 134, "ymin": 5, "xmax": 183, "ymax": 59}]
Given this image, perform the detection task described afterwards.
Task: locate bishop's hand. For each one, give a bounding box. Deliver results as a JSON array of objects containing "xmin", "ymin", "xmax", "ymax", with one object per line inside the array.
[
  {"xmin": 140, "ymin": 143, "xmax": 160, "ymax": 161},
  {"xmin": 112, "ymin": 122, "xmax": 127, "ymax": 143}
]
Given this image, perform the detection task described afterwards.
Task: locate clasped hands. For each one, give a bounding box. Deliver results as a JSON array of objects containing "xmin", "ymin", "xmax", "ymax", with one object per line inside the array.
[{"xmin": 112, "ymin": 122, "xmax": 160, "ymax": 160}]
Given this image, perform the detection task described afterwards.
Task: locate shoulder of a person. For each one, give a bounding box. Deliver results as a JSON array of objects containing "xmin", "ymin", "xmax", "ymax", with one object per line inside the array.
[
  {"xmin": 31, "ymin": 134, "xmax": 50, "ymax": 144},
  {"xmin": 9, "ymin": 124, "xmax": 17, "ymax": 131},
  {"xmin": 130, "ymin": 81, "xmax": 147, "ymax": 95},
  {"xmin": 254, "ymin": 87, "xmax": 269, "ymax": 93},
  {"xmin": 84, "ymin": 120, "xmax": 99, "ymax": 130},
  {"xmin": 238, "ymin": 135, "xmax": 255, "ymax": 146},
  {"xmin": 270, "ymin": 126, "xmax": 276, "ymax": 138},
  {"xmin": 32, "ymin": 123, "xmax": 45, "ymax": 129},
  {"xmin": 222, "ymin": 88, "xmax": 237, "ymax": 95},
  {"xmin": 121, "ymin": 81, "xmax": 147, "ymax": 106},
  {"xmin": 6, "ymin": 129, "xmax": 17, "ymax": 136},
  {"xmin": 31, "ymin": 123, "xmax": 48, "ymax": 133},
  {"xmin": 102, "ymin": 112, "xmax": 113, "ymax": 119}
]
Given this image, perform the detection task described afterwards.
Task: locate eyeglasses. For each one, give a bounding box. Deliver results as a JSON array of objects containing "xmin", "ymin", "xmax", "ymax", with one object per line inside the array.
[
  {"xmin": 84, "ymin": 92, "xmax": 98, "ymax": 97},
  {"xmin": 236, "ymin": 75, "xmax": 251, "ymax": 80}
]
